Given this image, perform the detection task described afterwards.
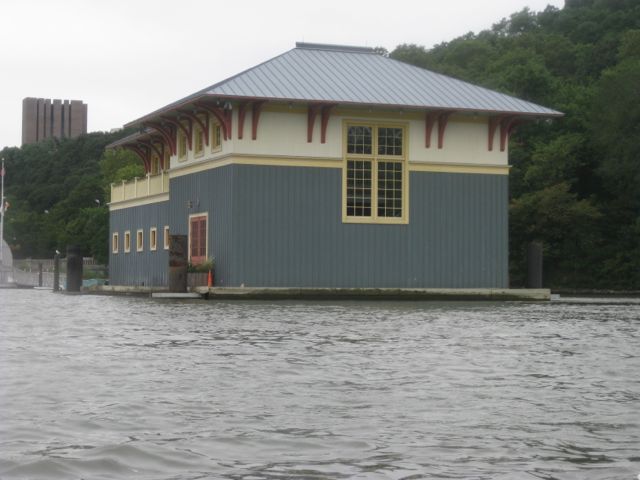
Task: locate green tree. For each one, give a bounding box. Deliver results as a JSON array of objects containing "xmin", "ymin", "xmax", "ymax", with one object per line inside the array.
[
  {"xmin": 100, "ymin": 148, "xmax": 145, "ymax": 199},
  {"xmin": 390, "ymin": 1, "xmax": 640, "ymax": 289},
  {"xmin": 510, "ymin": 183, "xmax": 602, "ymax": 287},
  {"xmin": 0, "ymin": 129, "xmax": 137, "ymax": 263}
]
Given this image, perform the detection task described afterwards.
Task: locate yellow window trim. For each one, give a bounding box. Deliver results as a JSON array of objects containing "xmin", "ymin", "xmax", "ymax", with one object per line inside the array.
[
  {"xmin": 194, "ymin": 126, "xmax": 204, "ymax": 157},
  {"xmin": 136, "ymin": 229, "xmax": 144, "ymax": 252},
  {"xmin": 163, "ymin": 225, "xmax": 170, "ymax": 250},
  {"xmin": 341, "ymin": 120, "xmax": 409, "ymax": 225},
  {"xmin": 211, "ymin": 121, "xmax": 222, "ymax": 152},
  {"xmin": 188, "ymin": 212, "xmax": 209, "ymax": 263},
  {"xmin": 149, "ymin": 227, "xmax": 157, "ymax": 251},
  {"xmin": 178, "ymin": 132, "xmax": 188, "ymax": 162},
  {"xmin": 409, "ymin": 162, "xmax": 510, "ymax": 175},
  {"xmin": 124, "ymin": 230, "xmax": 131, "ymax": 253},
  {"xmin": 150, "ymin": 154, "xmax": 160, "ymax": 175},
  {"xmin": 112, "ymin": 232, "xmax": 119, "ymax": 254}
]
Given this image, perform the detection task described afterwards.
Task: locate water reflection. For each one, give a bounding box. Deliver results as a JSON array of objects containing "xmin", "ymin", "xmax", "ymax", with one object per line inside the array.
[{"xmin": 0, "ymin": 290, "xmax": 639, "ymax": 479}]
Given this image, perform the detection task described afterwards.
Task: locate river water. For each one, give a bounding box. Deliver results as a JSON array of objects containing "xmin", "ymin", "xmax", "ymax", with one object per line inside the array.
[{"xmin": 0, "ymin": 289, "xmax": 638, "ymax": 480}]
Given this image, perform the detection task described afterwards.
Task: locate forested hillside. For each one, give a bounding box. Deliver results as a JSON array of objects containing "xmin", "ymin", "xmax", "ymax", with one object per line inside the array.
[
  {"xmin": 1, "ymin": 0, "xmax": 638, "ymax": 288},
  {"xmin": 0, "ymin": 131, "xmax": 141, "ymax": 264},
  {"xmin": 391, "ymin": 0, "xmax": 639, "ymax": 289}
]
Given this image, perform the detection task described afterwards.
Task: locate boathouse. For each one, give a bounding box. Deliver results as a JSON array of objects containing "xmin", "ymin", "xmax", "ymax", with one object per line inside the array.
[{"xmin": 108, "ymin": 42, "xmax": 561, "ymax": 289}]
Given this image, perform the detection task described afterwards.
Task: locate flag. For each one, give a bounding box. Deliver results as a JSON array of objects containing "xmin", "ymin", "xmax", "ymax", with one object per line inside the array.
[{"xmin": 0, "ymin": 165, "xmax": 4, "ymax": 177}]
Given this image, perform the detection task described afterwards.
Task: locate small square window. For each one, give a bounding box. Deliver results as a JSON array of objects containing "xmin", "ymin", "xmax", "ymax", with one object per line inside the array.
[
  {"xmin": 164, "ymin": 226, "xmax": 170, "ymax": 250},
  {"xmin": 194, "ymin": 127, "xmax": 204, "ymax": 156},
  {"xmin": 178, "ymin": 133, "xmax": 187, "ymax": 161},
  {"xmin": 150, "ymin": 154, "xmax": 160, "ymax": 174},
  {"xmin": 150, "ymin": 227, "xmax": 157, "ymax": 251},
  {"xmin": 136, "ymin": 229, "xmax": 144, "ymax": 252},
  {"xmin": 124, "ymin": 231, "xmax": 131, "ymax": 253},
  {"xmin": 211, "ymin": 122, "xmax": 221, "ymax": 151},
  {"xmin": 163, "ymin": 149, "xmax": 170, "ymax": 171},
  {"xmin": 112, "ymin": 233, "xmax": 119, "ymax": 254}
]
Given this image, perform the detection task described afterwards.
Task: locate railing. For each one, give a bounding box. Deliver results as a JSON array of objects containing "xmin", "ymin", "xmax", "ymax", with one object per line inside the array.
[
  {"xmin": 11, "ymin": 268, "xmax": 67, "ymax": 289},
  {"xmin": 110, "ymin": 172, "xmax": 169, "ymax": 204},
  {"xmin": 14, "ymin": 257, "xmax": 97, "ymax": 271}
]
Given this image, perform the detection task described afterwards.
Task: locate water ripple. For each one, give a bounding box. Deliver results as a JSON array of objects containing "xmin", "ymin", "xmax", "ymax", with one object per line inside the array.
[{"xmin": 1, "ymin": 291, "xmax": 639, "ymax": 479}]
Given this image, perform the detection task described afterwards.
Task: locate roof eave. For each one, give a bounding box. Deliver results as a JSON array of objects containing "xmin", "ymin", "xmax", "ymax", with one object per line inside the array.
[
  {"xmin": 124, "ymin": 92, "xmax": 562, "ymax": 129},
  {"xmin": 106, "ymin": 129, "xmax": 156, "ymax": 149}
]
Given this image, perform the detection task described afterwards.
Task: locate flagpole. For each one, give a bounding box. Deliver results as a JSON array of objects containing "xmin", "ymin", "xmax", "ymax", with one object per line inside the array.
[{"xmin": 0, "ymin": 157, "xmax": 4, "ymax": 264}]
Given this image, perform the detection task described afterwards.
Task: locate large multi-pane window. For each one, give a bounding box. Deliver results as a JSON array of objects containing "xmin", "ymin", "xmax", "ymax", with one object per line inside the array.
[{"xmin": 344, "ymin": 123, "xmax": 407, "ymax": 223}]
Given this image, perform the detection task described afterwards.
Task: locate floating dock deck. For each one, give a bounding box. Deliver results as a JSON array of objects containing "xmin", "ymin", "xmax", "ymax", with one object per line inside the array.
[{"xmin": 92, "ymin": 285, "xmax": 551, "ymax": 301}]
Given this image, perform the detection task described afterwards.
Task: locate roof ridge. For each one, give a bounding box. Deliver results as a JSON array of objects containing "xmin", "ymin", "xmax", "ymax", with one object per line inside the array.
[{"xmin": 295, "ymin": 42, "xmax": 375, "ymax": 54}]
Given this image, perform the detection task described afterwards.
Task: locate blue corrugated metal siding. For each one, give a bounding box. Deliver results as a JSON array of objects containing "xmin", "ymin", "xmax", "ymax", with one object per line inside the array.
[
  {"xmin": 110, "ymin": 165, "xmax": 507, "ymax": 288},
  {"xmin": 109, "ymin": 201, "xmax": 169, "ymax": 287},
  {"xmin": 167, "ymin": 167, "xmax": 235, "ymax": 286},
  {"xmin": 230, "ymin": 165, "xmax": 508, "ymax": 288}
]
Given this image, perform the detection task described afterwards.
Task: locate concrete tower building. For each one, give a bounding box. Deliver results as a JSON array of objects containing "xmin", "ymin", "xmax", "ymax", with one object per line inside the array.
[{"xmin": 21, "ymin": 97, "xmax": 88, "ymax": 145}]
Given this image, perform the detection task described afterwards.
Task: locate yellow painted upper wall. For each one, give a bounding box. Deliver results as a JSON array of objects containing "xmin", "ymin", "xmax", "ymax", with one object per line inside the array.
[
  {"xmin": 408, "ymin": 116, "xmax": 508, "ymax": 166},
  {"xmin": 169, "ymin": 120, "xmax": 231, "ymax": 169},
  {"xmin": 167, "ymin": 107, "xmax": 509, "ymax": 170},
  {"xmin": 230, "ymin": 110, "xmax": 342, "ymax": 158}
]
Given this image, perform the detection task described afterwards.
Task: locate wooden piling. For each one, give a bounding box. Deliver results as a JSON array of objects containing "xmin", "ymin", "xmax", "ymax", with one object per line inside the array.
[
  {"xmin": 527, "ymin": 241, "xmax": 543, "ymax": 289},
  {"xmin": 168, "ymin": 235, "xmax": 188, "ymax": 293}
]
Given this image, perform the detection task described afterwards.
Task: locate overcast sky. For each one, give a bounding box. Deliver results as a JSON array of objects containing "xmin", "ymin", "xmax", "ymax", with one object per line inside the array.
[{"xmin": 0, "ymin": 0, "xmax": 564, "ymax": 149}]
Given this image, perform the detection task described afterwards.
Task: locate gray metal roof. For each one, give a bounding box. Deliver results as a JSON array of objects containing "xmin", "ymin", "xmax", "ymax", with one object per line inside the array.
[{"xmin": 127, "ymin": 43, "xmax": 561, "ymax": 126}]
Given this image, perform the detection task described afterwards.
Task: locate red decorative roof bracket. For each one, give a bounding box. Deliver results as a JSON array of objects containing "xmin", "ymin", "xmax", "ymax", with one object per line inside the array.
[
  {"xmin": 225, "ymin": 108, "xmax": 232, "ymax": 139},
  {"xmin": 237, "ymin": 102, "xmax": 248, "ymax": 140},
  {"xmin": 178, "ymin": 110, "xmax": 210, "ymax": 146},
  {"xmin": 157, "ymin": 141, "xmax": 167, "ymax": 170},
  {"xmin": 320, "ymin": 104, "xmax": 335, "ymax": 144},
  {"xmin": 500, "ymin": 116, "xmax": 519, "ymax": 152},
  {"xmin": 437, "ymin": 111, "xmax": 453, "ymax": 149},
  {"xmin": 194, "ymin": 102, "xmax": 232, "ymax": 141},
  {"xmin": 161, "ymin": 116, "xmax": 192, "ymax": 150},
  {"xmin": 126, "ymin": 145, "xmax": 151, "ymax": 173},
  {"xmin": 145, "ymin": 122, "xmax": 176, "ymax": 155},
  {"xmin": 137, "ymin": 140, "xmax": 163, "ymax": 162},
  {"xmin": 488, "ymin": 116, "xmax": 503, "ymax": 151},
  {"xmin": 252, "ymin": 101, "xmax": 265, "ymax": 140},
  {"xmin": 307, "ymin": 104, "xmax": 320, "ymax": 143},
  {"xmin": 425, "ymin": 112, "xmax": 437, "ymax": 148}
]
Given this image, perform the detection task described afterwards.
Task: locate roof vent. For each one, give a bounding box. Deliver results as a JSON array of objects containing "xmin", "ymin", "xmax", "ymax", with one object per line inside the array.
[{"xmin": 295, "ymin": 42, "xmax": 375, "ymax": 54}]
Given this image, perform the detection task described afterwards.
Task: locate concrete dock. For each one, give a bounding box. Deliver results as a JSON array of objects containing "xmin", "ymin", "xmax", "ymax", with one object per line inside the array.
[
  {"xmin": 194, "ymin": 287, "xmax": 551, "ymax": 301},
  {"xmin": 90, "ymin": 286, "xmax": 551, "ymax": 301}
]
